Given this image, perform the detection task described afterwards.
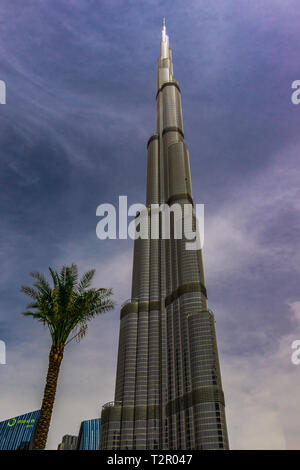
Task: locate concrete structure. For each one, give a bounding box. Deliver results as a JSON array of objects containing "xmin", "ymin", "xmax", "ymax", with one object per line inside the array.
[
  {"xmin": 100, "ymin": 20, "xmax": 229, "ymax": 450},
  {"xmin": 57, "ymin": 434, "xmax": 78, "ymax": 450}
]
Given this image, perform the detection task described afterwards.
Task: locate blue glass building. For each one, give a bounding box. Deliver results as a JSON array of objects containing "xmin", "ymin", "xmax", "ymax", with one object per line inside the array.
[
  {"xmin": 77, "ymin": 418, "xmax": 101, "ymax": 450},
  {"xmin": 0, "ymin": 410, "xmax": 40, "ymax": 450}
]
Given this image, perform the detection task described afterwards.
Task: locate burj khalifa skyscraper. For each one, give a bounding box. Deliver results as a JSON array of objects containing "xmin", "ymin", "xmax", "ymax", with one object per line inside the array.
[{"xmin": 100, "ymin": 20, "xmax": 229, "ymax": 450}]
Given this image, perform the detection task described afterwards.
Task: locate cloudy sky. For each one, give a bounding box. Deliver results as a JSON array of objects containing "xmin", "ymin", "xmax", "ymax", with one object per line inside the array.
[{"xmin": 0, "ymin": 0, "xmax": 300, "ymax": 450}]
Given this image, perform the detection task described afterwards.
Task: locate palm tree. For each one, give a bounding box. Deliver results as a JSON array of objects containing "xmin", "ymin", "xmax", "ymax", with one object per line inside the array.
[{"xmin": 21, "ymin": 264, "xmax": 114, "ymax": 450}]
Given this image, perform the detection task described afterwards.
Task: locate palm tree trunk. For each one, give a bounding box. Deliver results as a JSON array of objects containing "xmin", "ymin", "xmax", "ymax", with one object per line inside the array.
[{"xmin": 32, "ymin": 343, "xmax": 64, "ymax": 450}]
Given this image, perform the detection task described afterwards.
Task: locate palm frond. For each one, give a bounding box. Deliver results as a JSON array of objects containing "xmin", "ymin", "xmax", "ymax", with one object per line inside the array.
[
  {"xmin": 48, "ymin": 267, "xmax": 59, "ymax": 289},
  {"xmin": 22, "ymin": 311, "xmax": 46, "ymax": 321},
  {"xmin": 30, "ymin": 272, "xmax": 51, "ymax": 290},
  {"xmin": 20, "ymin": 285, "xmax": 40, "ymax": 300},
  {"xmin": 77, "ymin": 269, "xmax": 95, "ymax": 293},
  {"xmin": 76, "ymin": 323, "xmax": 88, "ymax": 342},
  {"xmin": 60, "ymin": 266, "xmax": 67, "ymax": 286},
  {"xmin": 25, "ymin": 301, "xmax": 39, "ymax": 309},
  {"xmin": 69, "ymin": 264, "xmax": 78, "ymax": 283}
]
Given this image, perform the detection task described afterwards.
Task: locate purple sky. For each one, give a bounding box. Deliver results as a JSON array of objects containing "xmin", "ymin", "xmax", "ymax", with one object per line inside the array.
[{"xmin": 0, "ymin": 0, "xmax": 300, "ymax": 449}]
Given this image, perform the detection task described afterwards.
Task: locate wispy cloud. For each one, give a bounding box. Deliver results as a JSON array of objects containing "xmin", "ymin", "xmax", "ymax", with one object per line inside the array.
[{"xmin": 223, "ymin": 301, "xmax": 300, "ymax": 449}]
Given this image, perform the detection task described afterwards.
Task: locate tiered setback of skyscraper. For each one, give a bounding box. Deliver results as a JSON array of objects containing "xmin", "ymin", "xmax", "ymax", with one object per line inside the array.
[{"xmin": 100, "ymin": 22, "xmax": 229, "ymax": 450}]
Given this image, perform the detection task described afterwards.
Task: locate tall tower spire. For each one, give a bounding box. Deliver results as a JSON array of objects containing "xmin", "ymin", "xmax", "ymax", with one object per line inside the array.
[
  {"xmin": 100, "ymin": 23, "xmax": 229, "ymax": 451},
  {"xmin": 162, "ymin": 17, "xmax": 166, "ymax": 39},
  {"xmin": 160, "ymin": 17, "xmax": 170, "ymax": 61}
]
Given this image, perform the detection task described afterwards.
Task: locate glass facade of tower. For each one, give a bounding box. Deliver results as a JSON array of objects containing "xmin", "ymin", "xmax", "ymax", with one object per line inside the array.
[
  {"xmin": 77, "ymin": 418, "xmax": 101, "ymax": 450},
  {"xmin": 0, "ymin": 410, "xmax": 40, "ymax": 450},
  {"xmin": 100, "ymin": 23, "xmax": 229, "ymax": 450}
]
